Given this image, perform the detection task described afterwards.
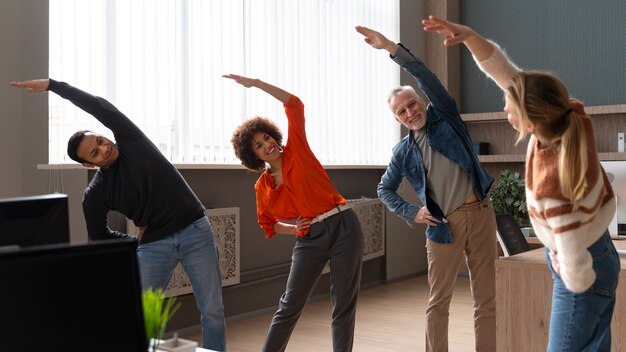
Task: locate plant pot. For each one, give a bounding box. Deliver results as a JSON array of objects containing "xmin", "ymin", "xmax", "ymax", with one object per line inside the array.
[
  {"xmin": 520, "ymin": 227, "xmax": 535, "ymax": 237},
  {"xmin": 151, "ymin": 336, "xmax": 197, "ymax": 352}
]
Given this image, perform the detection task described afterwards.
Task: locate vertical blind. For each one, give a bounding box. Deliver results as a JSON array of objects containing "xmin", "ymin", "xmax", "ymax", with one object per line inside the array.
[{"xmin": 49, "ymin": 0, "xmax": 400, "ymax": 166}]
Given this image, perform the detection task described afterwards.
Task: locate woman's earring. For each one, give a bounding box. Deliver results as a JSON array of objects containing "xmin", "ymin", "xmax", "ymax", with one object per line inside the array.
[{"xmin": 278, "ymin": 146, "xmax": 284, "ymax": 153}]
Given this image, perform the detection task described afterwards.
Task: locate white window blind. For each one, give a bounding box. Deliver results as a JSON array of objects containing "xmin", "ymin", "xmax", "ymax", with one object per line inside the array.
[{"xmin": 49, "ymin": 0, "xmax": 400, "ymax": 166}]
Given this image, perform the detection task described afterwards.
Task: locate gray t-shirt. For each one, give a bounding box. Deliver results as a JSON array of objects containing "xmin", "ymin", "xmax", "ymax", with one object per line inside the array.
[{"xmin": 413, "ymin": 130, "xmax": 474, "ymax": 216}]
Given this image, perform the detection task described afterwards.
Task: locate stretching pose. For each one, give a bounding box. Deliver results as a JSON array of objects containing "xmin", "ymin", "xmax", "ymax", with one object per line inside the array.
[
  {"xmin": 225, "ymin": 74, "xmax": 364, "ymax": 352},
  {"xmin": 9, "ymin": 79, "xmax": 227, "ymax": 351},
  {"xmin": 356, "ymin": 25, "xmax": 497, "ymax": 352},
  {"xmin": 423, "ymin": 16, "xmax": 619, "ymax": 351}
]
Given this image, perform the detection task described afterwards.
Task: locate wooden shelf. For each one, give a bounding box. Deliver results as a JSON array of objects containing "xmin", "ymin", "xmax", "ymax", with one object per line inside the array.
[
  {"xmin": 462, "ymin": 104, "xmax": 626, "ymax": 122},
  {"xmin": 462, "ymin": 111, "xmax": 507, "ymax": 122},
  {"xmin": 586, "ymin": 104, "xmax": 626, "ymax": 115},
  {"xmin": 478, "ymin": 153, "xmax": 626, "ymax": 163},
  {"xmin": 467, "ymin": 104, "xmax": 625, "ymax": 170},
  {"xmin": 599, "ymin": 153, "xmax": 626, "ymax": 161},
  {"xmin": 478, "ymin": 154, "xmax": 525, "ymax": 163}
]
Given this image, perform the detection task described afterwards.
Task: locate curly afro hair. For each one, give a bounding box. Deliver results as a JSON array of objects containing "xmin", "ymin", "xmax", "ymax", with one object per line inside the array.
[{"xmin": 231, "ymin": 116, "xmax": 283, "ymax": 171}]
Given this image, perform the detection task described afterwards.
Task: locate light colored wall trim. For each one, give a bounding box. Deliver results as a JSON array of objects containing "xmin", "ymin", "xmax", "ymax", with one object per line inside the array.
[
  {"xmin": 424, "ymin": 0, "xmax": 460, "ymax": 104},
  {"xmin": 0, "ymin": 0, "xmax": 24, "ymax": 198}
]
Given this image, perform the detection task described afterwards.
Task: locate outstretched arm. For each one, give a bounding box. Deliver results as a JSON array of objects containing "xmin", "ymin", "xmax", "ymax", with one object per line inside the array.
[
  {"xmin": 421, "ymin": 15, "xmax": 494, "ymax": 61},
  {"xmin": 355, "ymin": 26, "xmax": 399, "ymax": 56},
  {"xmin": 10, "ymin": 78, "xmax": 142, "ymax": 140},
  {"xmin": 9, "ymin": 79, "xmax": 50, "ymax": 93},
  {"xmin": 223, "ymin": 74, "xmax": 291, "ymax": 104},
  {"xmin": 422, "ymin": 15, "xmax": 521, "ymax": 90},
  {"xmin": 357, "ymin": 24, "xmax": 460, "ymax": 118}
]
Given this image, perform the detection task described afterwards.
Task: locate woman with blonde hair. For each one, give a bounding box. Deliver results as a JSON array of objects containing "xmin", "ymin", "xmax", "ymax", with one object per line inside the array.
[{"xmin": 422, "ymin": 16, "xmax": 619, "ymax": 351}]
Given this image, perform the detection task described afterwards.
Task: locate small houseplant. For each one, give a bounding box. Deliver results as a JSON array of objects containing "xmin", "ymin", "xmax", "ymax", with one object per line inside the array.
[
  {"xmin": 489, "ymin": 169, "xmax": 531, "ymax": 228},
  {"xmin": 142, "ymin": 288, "xmax": 181, "ymax": 351}
]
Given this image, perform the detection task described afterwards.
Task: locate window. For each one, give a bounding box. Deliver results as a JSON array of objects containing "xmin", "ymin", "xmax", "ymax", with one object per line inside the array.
[{"xmin": 49, "ymin": 0, "xmax": 400, "ymax": 166}]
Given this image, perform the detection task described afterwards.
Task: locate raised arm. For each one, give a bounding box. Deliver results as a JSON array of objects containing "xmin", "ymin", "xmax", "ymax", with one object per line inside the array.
[
  {"xmin": 422, "ymin": 16, "xmax": 494, "ymax": 60},
  {"xmin": 422, "ymin": 15, "xmax": 521, "ymax": 90},
  {"xmin": 355, "ymin": 26, "xmax": 399, "ymax": 56},
  {"xmin": 10, "ymin": 78, "xmax": 142, "ymax": 140},
  {"xmin": 9, "ymin": 79, "xmax": 50, "ymax": 92},
  {"xmin": 223, "ymin": 74, "xmax": 291, "ymax": 104},
  {"xmin": 356, "ymin": 24, "xmax": 459, "ymax": 119}
]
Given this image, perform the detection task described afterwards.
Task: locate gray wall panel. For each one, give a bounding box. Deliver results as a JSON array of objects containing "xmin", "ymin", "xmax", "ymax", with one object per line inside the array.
[{"xmin": 460, "ymin": 1, "xmax": 626, "ymax": 113}]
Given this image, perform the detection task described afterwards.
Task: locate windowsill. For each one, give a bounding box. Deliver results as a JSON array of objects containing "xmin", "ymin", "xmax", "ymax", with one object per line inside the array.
[{"xmin": 37, "ymin": 163, "xmax": 388, "ymax": 170}]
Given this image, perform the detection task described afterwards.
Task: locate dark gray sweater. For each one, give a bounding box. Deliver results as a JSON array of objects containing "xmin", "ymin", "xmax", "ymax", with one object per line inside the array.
[{"xmin": 49, "ymin": 79, "xmax": 206, "ymax": 244}]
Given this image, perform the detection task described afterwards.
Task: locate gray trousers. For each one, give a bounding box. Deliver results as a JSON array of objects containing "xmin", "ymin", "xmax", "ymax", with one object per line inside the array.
[{"xmin": 263, "ymin": 208, "xmax": 364, "ymax": 352}]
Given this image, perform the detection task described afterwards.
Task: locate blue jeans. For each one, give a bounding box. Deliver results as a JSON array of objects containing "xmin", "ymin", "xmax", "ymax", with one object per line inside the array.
[
  {"xmin": 546, "ymin": 230, "xmax": 619, "ymax": 352},
  {"xmin": 137, "ymin": 216, "xmax": 226, "ymax": 351}
]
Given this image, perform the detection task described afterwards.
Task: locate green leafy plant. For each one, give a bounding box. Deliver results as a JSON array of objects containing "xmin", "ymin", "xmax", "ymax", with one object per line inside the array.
[
  {"xmin": 142, "ymin": 288, "xmax": 181, "ymax": 351},
  {"xmin": 489, "ymin": 169, "xmax": 530, "ymax": 227}
]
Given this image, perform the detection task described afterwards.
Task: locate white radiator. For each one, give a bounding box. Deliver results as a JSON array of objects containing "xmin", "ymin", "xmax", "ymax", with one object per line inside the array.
[
  {"xmin": 127, "ymin": 207, "xmax": 240, "ymax": 297},
  {"xmin": 321, "ymin": 197, "xmax": 386, "ymax": 274},
  {"xmin": 348, "ymin": 197, "xmax": 385, "ymax": 261}
]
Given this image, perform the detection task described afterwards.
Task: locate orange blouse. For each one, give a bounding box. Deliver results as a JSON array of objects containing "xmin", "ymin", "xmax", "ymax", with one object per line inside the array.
[{"xmin": 254, "ymin": 95, "xmax": 346, "ymax": 238}]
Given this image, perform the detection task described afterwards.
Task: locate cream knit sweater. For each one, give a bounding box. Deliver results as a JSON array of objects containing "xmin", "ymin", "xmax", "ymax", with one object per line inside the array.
[{"xmin": 475, "ymin": 43, "xmax": 616, "ymax": 292}]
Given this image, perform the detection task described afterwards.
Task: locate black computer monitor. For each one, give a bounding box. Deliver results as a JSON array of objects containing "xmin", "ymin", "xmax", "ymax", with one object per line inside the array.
[
  {"xmin": 0, "ymin": 240, "xmax": 147, "ymax": 352},
  {"xmin": 495, "ymin": 213, "xmax": 531, "ymax": 256},
  {"xmin": 0, "ymin": 193, "xmax": 70, "ymax": 249}
]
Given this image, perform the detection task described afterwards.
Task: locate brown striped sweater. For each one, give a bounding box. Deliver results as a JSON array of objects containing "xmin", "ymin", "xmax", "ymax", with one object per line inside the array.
[{"xmin": 474, "ymin": 43, "xmax": 616, "ymax": 292}]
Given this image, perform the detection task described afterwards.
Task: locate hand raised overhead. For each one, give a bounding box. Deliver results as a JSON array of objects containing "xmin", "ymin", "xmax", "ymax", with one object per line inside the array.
[
  {"xmin": 422, "ymin": 15, "xmax": 473, "ymax": 47},
  {"xmin": 8, "ymin": 79, "xmax": 50, "ymax": 93},
  {"xmin": 222, "ymin": 74, "xmax": 259, "ymax": 88},
  {"xmin": 355, "ymin": 25, "xmax": 398, "ymax": 54},
  {"xmin": 223, "ymin": 74, "xmax": 291, "ymax": 103}
]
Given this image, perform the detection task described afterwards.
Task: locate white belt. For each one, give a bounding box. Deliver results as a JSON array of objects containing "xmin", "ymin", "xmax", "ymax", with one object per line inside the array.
[{"xmin": 311, "ymin": 204, "xmax": 351, "ymax": 224}]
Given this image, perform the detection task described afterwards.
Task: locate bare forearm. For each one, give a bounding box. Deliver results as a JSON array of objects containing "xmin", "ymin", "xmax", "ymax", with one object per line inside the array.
[
  {"xmin": 273, "ymin": 221, "xmax": 297, "ymax": 235},
  {"xmin": 254, "ymin": 79, "xmax": 292, "ymax": 104},
  {"xmin": 383, "ymin": 40, "xmax": 399, "ymax": 56},
  {"xmin": 355, "ymin": 25, "xmax": 399, "ymax": 56}
]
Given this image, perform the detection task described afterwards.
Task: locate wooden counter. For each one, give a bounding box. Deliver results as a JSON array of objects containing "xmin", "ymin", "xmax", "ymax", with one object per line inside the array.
[{"xmin": 495, "ymin": 240, "xmax": 626, "ymax": 351}]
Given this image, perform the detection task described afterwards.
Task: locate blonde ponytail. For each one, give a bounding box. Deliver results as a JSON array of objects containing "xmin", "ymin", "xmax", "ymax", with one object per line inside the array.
[
  {"xmin": 506, "ymin": 71, "xmax": 590, "ymax": 208},
  {"xmin": 558, "ymin": 110, "xmax": 588, "ymax": 209}
]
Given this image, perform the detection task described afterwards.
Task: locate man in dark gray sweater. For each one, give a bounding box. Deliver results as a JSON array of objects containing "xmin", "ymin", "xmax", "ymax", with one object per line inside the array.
[{"xmin": 10, "ymin": 78, "xmax": 226, "ymax": 351}]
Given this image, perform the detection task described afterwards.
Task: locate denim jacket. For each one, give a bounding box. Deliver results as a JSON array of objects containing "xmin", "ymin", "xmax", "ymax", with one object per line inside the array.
[{"xmin": 377, "ymin": 43, "xmax": 494, "ymax": 243}]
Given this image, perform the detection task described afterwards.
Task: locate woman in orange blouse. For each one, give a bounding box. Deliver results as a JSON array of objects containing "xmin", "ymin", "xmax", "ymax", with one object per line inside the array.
[{"xmin": 225, "ymin": 74, "xmax": 364, "ymax": 352}]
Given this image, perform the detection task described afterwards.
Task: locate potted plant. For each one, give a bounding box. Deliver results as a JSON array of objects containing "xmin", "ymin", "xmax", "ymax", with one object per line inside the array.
[
  {"xmin": 489, "ymin": 169, "xmax": 533, "ymax": 235},
  {"xmin": 142, "ymin": 288, "xmax": 186, "ymax": 351}
]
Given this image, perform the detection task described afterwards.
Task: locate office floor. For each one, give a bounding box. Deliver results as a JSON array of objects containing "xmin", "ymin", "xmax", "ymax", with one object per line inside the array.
[{"xmin": 181, "ymin": 275, "xmax": 477, "ymax": 351}]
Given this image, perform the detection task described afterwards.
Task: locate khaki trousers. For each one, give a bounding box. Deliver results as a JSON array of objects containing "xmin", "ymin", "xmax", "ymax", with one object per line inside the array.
[{"xmin": 425, "ymin": 198, "xmax": 497, "ymax": 352}]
